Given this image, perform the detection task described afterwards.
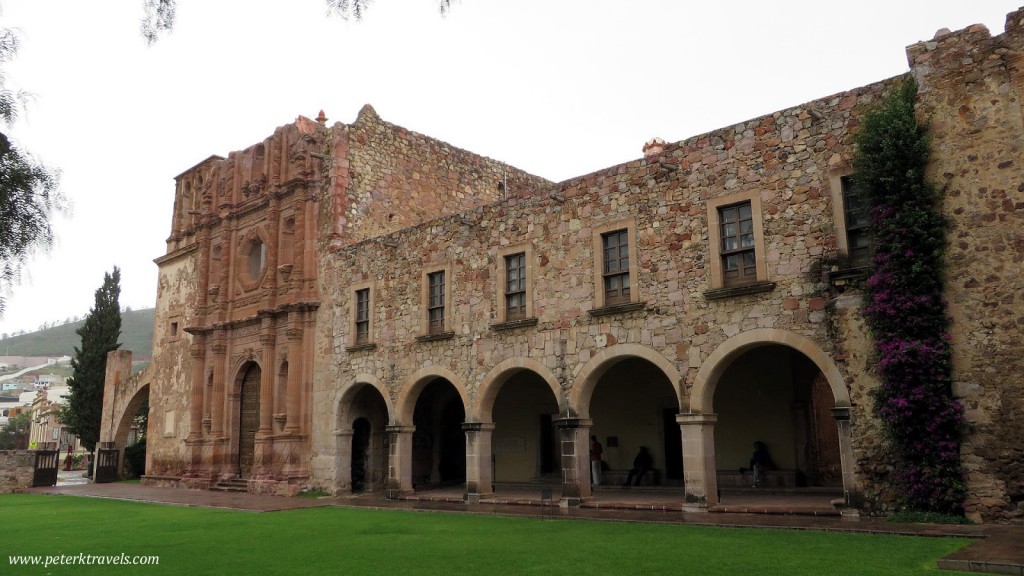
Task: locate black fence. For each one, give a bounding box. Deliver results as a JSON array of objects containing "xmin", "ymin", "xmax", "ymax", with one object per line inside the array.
[
  {"xmin": 94, "ymin": 446, "xmax": 120, "ymax": 484},
  {"xmin": 31, "ymin": 448, "xmax": 60, "ymax": 487}
]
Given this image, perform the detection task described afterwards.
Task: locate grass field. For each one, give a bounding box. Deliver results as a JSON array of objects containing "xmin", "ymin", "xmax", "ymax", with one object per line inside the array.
[{"xmin": 1, "ymin": 494, "xmax": 972, "ymax": 575}]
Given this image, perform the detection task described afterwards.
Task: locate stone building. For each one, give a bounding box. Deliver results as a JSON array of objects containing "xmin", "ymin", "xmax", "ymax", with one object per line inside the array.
[{"xmin": 102, "ymin": 9, "xmax": 1023, "ymax": 523}]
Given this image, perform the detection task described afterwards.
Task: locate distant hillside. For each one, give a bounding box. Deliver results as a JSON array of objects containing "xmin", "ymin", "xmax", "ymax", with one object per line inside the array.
[{"xmin": 0, "ymin": 308, "xmax": 154, "ymax": 359}]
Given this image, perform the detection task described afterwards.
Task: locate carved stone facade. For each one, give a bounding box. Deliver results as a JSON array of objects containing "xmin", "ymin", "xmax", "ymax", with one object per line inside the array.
[{"xmin": 104, "ymin": 10, "xmax": 1024, "ymax": 521}]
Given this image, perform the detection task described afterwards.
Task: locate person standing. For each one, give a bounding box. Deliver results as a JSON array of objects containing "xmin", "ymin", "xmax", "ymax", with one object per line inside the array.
[
  {"xmin": 750, "ymin": 441, "xmax": 773, "ymax": 488},
  {"xmin": 590, "ymin": 435, "xmax": 604, "ymax": 486}
]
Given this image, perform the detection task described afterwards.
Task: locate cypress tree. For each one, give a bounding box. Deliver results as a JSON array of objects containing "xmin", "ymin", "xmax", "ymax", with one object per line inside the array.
[{"xmin": 60, "ymin": 267, "xmax": 122, "ymax": 455}]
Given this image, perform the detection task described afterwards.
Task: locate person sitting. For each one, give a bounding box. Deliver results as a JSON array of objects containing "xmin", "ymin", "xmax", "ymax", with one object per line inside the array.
[
  {"xmin": 623, "ymin": 446, "xmax": 654, "ymax": 486},
  {"xmin": 750, "ymin": 441, "xmax": 774, "ymax": 488}
]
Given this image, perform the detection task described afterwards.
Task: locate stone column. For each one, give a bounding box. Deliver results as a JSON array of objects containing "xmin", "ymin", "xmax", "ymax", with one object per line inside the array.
[
  {"xmin": 187, "ymin": 338, "xmax": 206, "ymax": 442},
  {"xmin": 462, "ymin": 422, "xmax": 495, "ymax": 503},
  {"xmin": 226, "ymin": 391, "xmax": 242, "ymax": 476},
  {"xmin": 284, "ymin": 317, "xmax": 303, "ymax": 435},
  {"xmin": 553, "ymin": 417, "xmax": 591, "ymax": 507},
  {"xmin": 334, "ymin": 428, "xmax": 354, "ymax": 495},
  {"xmin": 209, "ymin": 334, "xmax": 227, "ymax": 438},
  {"xmin": 258, "ymin": 328, "xmax": 276, "ymax": 437},
  {"xmin": 385, "ymin": 425, "xmax": 415, "ymax": 499},
  {"xmin": 832, "ymin": 407, "xmax": 861, "ymax": 511},
  {"xmin": 678, "ymin": 413, "xmax": 718, "ymax": 511}
]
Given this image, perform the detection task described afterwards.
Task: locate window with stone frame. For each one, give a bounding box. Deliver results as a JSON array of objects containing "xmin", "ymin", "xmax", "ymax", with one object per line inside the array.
[
  {"xmin": 504, "ymin": 252, "xmax": 527, "ymax": 321},
  {"xmin": 427, "ymin": 271, "xmax": 446, "ymax": 334},
  {"xmin": 719, "ymin": 201, "xmax": 757, "ymax": 287},
  {"xmin": 354, "ymin": 288, "xmax": 370, "ymax": 344},
  {"xmin": 246, "ymin": 238, "xmax": 267, "ymax": 281},
  {"xmin": 840, "ymin": 175, "xmax": 870, "ymax": 267},
  {"xmin": 602, "ymin": 229, "xmax": 631, "ymax": 306}
]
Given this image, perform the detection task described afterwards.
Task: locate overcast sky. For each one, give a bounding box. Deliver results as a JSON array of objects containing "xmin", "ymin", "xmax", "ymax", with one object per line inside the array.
[{"xmin": 0, "ymin": 0, "xmax": 1017, "ymax": 338}]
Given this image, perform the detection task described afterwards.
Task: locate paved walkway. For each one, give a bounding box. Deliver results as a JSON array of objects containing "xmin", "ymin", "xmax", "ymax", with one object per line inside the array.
[{"xmin": 25, "ymin": 482, "xmax": 1023, "ymax": 574}]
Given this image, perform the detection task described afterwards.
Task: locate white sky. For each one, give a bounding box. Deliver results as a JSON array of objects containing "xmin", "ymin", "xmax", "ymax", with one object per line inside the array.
[{"xmin": 0, "ymin": 0, "xmax": 1017, "ymax": 336}]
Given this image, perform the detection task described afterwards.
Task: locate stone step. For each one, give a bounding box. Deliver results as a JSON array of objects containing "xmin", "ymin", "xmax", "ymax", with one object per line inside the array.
[{"xmin": 211, "ymin": 479, "xmax": 249, "ymax": 493}]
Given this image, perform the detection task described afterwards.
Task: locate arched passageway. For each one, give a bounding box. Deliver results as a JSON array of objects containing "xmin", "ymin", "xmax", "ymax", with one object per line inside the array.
[
  {"xmin": 491, "ymin": 371, "xmax": 560, "ymax": 483},
  {"xmin": 336, "ymin": 383, "xmax": 390, "ymax": 493},
  {"xmin": 411, "ymin": 378, "xmax": 465, "ymax": 488},
  {"xmin": 589, "ymin": 358, "xmax": 681, "ymax": 487},
  {"xmin": 113, "ymin": 384, "xmax": 150, "ymax": 479},
  {"xmin": 712, "ymin": 345, "xmax": 841, "ymax": 490}
]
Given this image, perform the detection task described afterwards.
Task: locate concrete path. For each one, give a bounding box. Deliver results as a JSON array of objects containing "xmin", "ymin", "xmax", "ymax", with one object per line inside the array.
[{"xmin": 25, "ymin": 482, "xmax": 1023, "ymax": 574}]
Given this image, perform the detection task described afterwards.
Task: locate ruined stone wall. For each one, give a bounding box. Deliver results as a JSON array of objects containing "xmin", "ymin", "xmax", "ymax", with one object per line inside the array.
[
  {"xmin": 311, "ymin": 82, "xmax": 892, "ymax": 493},
  {"xmin": 909, "ymin": 12, "xmax": 1024, "ymax": 523},
  {"xmin": 0, "ymin": 450, "xmax": 33, "ymax": 493},
  {"xmin": 143, "ymin": 250, "xmax": 199, "ymax": 477},
  {"xmin": 324, "ymin": 104, "xmax": 555, "ymax": 247}
]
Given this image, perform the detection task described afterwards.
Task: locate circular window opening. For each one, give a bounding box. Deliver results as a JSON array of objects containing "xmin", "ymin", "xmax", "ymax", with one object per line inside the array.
[{"xmin": 247, "ymin": 238, "xmax": 267, "ymax": 281}]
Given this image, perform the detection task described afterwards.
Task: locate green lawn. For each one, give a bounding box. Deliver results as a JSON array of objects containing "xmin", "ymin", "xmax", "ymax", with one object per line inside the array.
[{"xmin": 2, "ymin": 494, "xmax": 972, "ymax": 575}]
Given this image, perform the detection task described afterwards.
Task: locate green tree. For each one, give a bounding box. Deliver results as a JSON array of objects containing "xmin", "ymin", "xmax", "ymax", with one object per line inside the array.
[
  {"xmin": 60, "ymin": 268, "xmax": 122, "ymax": 456},
  {"xmin": 141, "ymin": 0, "xmax": 453, "ymax": 44},
  {"xmin": 0, "ymin": 411, "xmax": 31, "ymax": 449},
  {"xmin": 0, "ymin": 27, "xmax": 65, "ymax": 317}
]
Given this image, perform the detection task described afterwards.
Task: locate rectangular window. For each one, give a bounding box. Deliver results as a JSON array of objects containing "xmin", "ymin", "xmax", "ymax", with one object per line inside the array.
[
  {"xmin": 504, "ymin": 253, "xmax": 526, "ymax": 321},
  {"xmin": 428, "ymin": 271, "xmax": 446, "ymax": 334},
  {"xmin": 841, "ymin": 176, "xmax": 870, "ymax": 266},
  {"xmin": 719, "ymin": 202, "xmax": 757, "ymax": 287},
  {"xmin": 602, "ymin": 230, "xmax": 631, "ymax": 306},
  {"xmin": 355, "ymin": 288, "xmax": 370, "ymax": 344}
]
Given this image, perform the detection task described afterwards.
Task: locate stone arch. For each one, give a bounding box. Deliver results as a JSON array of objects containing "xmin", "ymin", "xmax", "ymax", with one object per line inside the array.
[
  {"xmin": 334, "ymin": 373, "xmax": 395, "ymax": 430},
  {"xmin": 333, "ymin": 373, "xmax": 392, "ymax": 494},
  {"xmin": 395, "ymin": 365, "xmax": 469, "ymax": 425},
  {"xmin": 473, "ymin": 357, "xmax": 564, "ymax": 422},
  {"xmin": 112, "ymin": 383, "xmax": 150, "ymax": 477},
  {"xmin": 570, "ymin": 343, "xmax": 683, "ymax": 419},
  {"xmin": 228, "ymin": 354, "xmax": 262, "ymax": 395},
  {"xmin": 690, "ymin": 328, "xmax": 851, "ymax": 414}
]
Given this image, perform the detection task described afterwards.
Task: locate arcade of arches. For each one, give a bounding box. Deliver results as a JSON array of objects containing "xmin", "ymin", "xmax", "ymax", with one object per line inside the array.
[{"xmin": 328, "ymin": 340, "xmax": 854, "ymax": 509}]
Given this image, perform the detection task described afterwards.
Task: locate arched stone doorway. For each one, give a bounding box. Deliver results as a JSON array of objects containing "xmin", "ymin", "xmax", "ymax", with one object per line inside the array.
[
  {"xmin": 490, "ymin": 371, "xmax": 560, "ymax": 484},
  {"xmin": 686, "ymin": 328, "xmax": 856, "ymax": 509},
  {"xmin": 113, "ymin": 384, "xmax": 150, "ymax": 479},
  {"xmin": 712, "ymin": 345, "xmax": 842, "ymax": 490},
  {"xmin": 411, "ymin": 378, "xmax": 465, "ymax": 488},
  {"xmin": 335, "ymin": 381, "xmax": 390, "ymax": 494},
  {"xmin": 237, "ymin": 362, "xmax": 261, "ymax": 478},
  {"xmin": 588, "ymin": 358, "xmax": 681, "ymax": 488}
]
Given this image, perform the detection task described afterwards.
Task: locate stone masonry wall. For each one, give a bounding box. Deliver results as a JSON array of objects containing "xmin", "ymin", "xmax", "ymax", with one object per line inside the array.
[
  {"xmin": 0, "ymin": 450, "xmax": 34, "ymax": 494},
  {"xmin": 143, "ymin": 251, "xmax": 199, "ymax": 477},
  {"xmin": 909, "ymin": 12, "xmax": 1024, "ymax": 523},
  {"xmin": 324, "ymin": 104, "xmax": 554, "ymax": 248},
  {"xmin": 311, "ymin": 81, "xmax": 895, "ymax": 502}
]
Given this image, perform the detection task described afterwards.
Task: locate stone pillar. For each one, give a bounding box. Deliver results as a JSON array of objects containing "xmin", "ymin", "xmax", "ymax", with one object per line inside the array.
[
  {"xmin": 678, "ymin": 413, "xmax": 718, "ymax": 511},
  {"xmin": 264, "ymin": 196, "xmax": 279, "ymax": 308},
  {"xmin": 209, "ymin": 334, "xmax": 227, "ymax": 438},
  {"xmin": 284, "ymin": 318, "xmax": 303, "ymax": 435},
  {"xmin": 832, "ymin": 407, "xmax": 861, "ymax": 511},
  {"xmin": 334, "ymin": 429, "xmax": 354, "ymax": 494},
  {"xmin": 385, "ymin": 425, "xmax": 415, "ymax": 499},
  {"xmin": 462, "ymin": 422, "xmax": 495, "ymax": 503},
  {"xmin": 226, "ymin": 392, "xmax": 241, "ymax": 476},
  {"xmin": 187, "ymin": 338, "xmax": 206, "ymax": 442},
  {"xmin": 553, "ymin": 417, "xmax": 591, "ymax": 507},
  {"xmin": 258, "ymin": 328, "xmax": 276, "ymax": 437}
]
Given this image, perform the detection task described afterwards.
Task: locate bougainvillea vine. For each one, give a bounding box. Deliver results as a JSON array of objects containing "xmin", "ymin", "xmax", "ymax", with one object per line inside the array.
[{"xmin": 853, "ymin": 78, "xmax": 966, "ymax": 514}]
